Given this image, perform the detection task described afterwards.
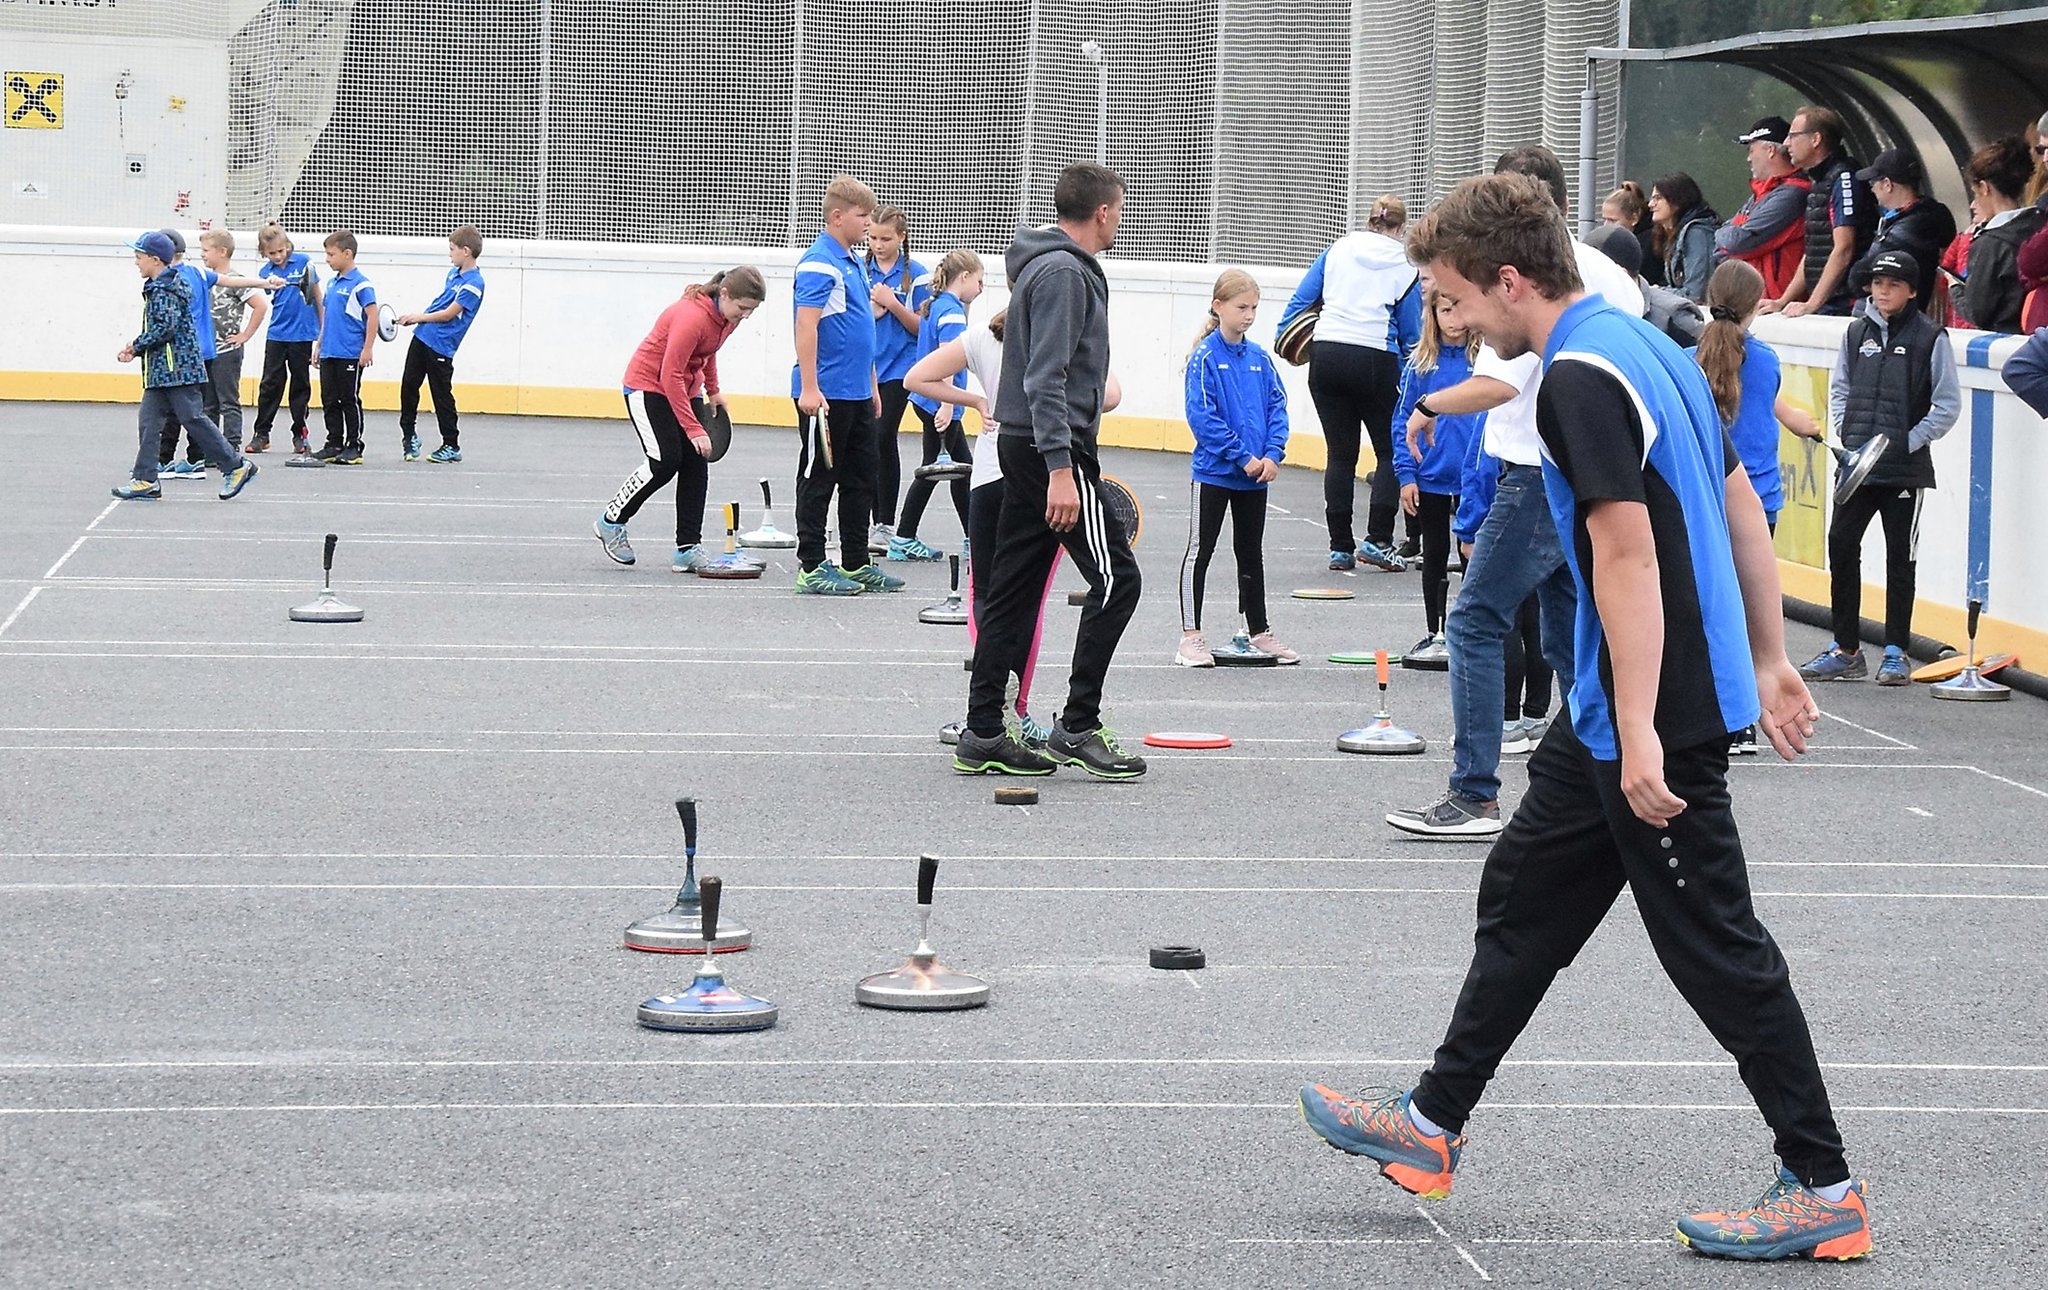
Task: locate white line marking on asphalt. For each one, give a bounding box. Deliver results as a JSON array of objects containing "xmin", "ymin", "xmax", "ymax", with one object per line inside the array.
[
  {"xmin": 0, "ymin": 586, "xmax": 42, "ymax": 639},
  {"xmin": 2, "ymin": 1057, "xmax": 2040, "ymax": 1073},
  {"xmin": 1, "ymin": 850, "xmax": 2036, "ymax": 872},
  {"xmin": 42, "ymin": 500, "xmax": 119, "ymax": 579},
  {"xmin": 87, "ymin": 533, "xmax": 589, "ymax": 548},
  {"xmin": 1417, "ymin": 1207, "xmax": 1491, "ymax": 1282},
  {"xmin": 1907, "ymin": 806, "xmax": 1934, "ymax": 817},
  {"xmin": 1818, "ymin": 709, "xmax": 1916, "ymax": 749},
  {"xmin": 1227, "ymin": 1238, "xmax": 1435, "ymax": 1246},
  {"xmin": 2, "ymin": 881, "xmax": 2041, "ymax": 901},
  {"xmin": 1183, "ymin": 971, "xmax": 1203, "ymax": 990},
  {"xmin": 2, "ymin": 1099, "xmax": 2044, "ymax": 1117}
]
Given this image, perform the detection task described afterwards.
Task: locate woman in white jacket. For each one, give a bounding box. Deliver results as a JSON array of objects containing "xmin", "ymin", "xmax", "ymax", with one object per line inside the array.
[{"xmin": 1278, "ymin": 196, "xmax": 1423, "ymax": 572}]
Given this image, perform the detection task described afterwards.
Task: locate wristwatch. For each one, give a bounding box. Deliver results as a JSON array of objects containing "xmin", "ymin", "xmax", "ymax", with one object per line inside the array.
[{"xmin": 1414, "ymin": 398, "xmax": 1441, "ymax": 419}]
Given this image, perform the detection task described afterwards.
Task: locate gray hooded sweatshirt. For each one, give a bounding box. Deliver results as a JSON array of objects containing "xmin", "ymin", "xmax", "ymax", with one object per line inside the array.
[{"xmin": 994, "ymin": 224, "xmax": 1111, "ymax": 471}]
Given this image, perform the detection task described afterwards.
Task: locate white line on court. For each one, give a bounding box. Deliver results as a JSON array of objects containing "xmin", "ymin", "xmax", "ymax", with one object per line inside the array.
[
  {"xmin": 1227, "ymin": 1238, "xmax": 1436, "ymax": 1246},
  {"xmin": 0, "ymin": 585, "xmax": 42, "ymax": 639},
  {"xmin": 1416, "ymin": 1206, "xmax": 1491, "ymax": 1281},
  {"xmin": 0, "ymin": 849, "xmax": 2033, "ymax": 872},
  {"xmin": 41, "ymin": 500, "xmax": 119, "ymax": 579},
  {"xmin": 2, "ymin": 1057, "xmax": 2038, "ymax": 1073},
  {"xmin": 87, "ymin": 533, "xmax": 589, "ymax": 548},
  {"xmin": 1, "ymin": 1099, "xmax": 2041, "ymax": 1117},
  {"xmin": 1817, "ymin": 708, "xmax": 1916, "ymax": 750},
  {"xmin": 2, "ymin": 881, "xmax": 2041, "ymax": 901}
]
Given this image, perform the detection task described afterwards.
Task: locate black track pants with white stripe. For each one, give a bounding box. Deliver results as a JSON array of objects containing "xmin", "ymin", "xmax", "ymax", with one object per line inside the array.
[
  {"xmin": 967, "ymin": 436, "xmax": 1141, "ymax": 737},
  {"xmin": 605, "ymin": 389, "xmax": 707, "ymax": 548}
]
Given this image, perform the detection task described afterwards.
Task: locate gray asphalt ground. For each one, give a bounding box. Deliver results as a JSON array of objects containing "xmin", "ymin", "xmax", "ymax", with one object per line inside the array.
[{"xmin": 2, "ymin": 402, "xmax": 2044, "ymax": 1288}]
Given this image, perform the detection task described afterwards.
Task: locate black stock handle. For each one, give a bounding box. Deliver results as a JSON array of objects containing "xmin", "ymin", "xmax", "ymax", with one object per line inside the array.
[
  {"xmin": 948, "ymin": 553, "xmax": 961, "ymax": 593},
  {"xmin": 759, "ymin": 477, "xmax": 773, "ymax": 507},
  {"xmin": 675, "ymin": 798, "xmax": 697, "ymax": 855},
  {"xmin": 699, "ymin": 876, "xmax": 721, "ymax": 943},
  {"xmin": 917, "ymin": 854, "xmax": 938, "ymax": 907},
  {"xmin": 323, "ymin": 533, "xmax": 337, "ymax": 572},
  {"xmin": 1967, "ymin": 600, "xmax": 1982, "ymax": 641}
]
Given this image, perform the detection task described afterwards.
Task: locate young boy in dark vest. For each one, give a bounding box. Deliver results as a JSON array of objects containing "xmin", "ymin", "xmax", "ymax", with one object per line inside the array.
[{"xmin": 1798, "ymin": 250, "xmax": 1960, "ymax": 686}]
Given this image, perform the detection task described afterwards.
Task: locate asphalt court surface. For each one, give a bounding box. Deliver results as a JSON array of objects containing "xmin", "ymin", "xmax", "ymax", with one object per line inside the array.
[{"xmin": 3, "ymin": 402, "xmax": 2045, "ymax": 1287}]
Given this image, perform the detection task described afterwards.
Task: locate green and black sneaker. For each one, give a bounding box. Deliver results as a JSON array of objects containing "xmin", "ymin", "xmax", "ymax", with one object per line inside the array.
[
  {"xmin": 952, "ymin": 728, "xmax": 1057, "ymax": 776},
  {"xmin": 1046, "ymin": 723, "xmax": 1147, "ymax": 779}
]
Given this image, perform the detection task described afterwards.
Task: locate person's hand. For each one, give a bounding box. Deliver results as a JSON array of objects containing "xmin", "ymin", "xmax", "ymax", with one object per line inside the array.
[
  {"xmin": 1400, "ymin": 482, "xmax": 1420, "ymax": 516},
  {"xmin": 1782, "ymin": 408, "xmax": 1821, "ymax": 440},
  {"xmin": 397, "ymin": 313, "xmax": 420, "ymax": 326},
  {"xmin": 116, "ymin": 346, "xmax": 135, "ymax": 363},
  {"xmin": 967, "ymin": 394, "xmax": 991, "ymax": 420},
  {"xmin": 1259, "ymin": 459, "xmax": 1279, "ymax": 484},
  {"xmin": 708, "ymin": 392, "xmax": 728, "ymax": 411},
  {"xmin": 359, "ymin": 348, "xmax": 374, "ymax": 370},
  {"xmin": 1406, "ymin": 409, "xmax": 1436, "ymax": 456},
  {"xmin": 1243, "ymin": 457, "xmax": 1264, "ymax": 480},
  {"xmin": 1782, "ymin": 300, "xmax": 1813, "ymax": 319},
  {"xmin": 689, "ymin": 434, "xmax": 713, "ymax": 459},
  {"xmin": 1458, "ymin": 540, "xmax": 1473, "ymax": 560},
  {"xmin": 230, "ymin": 331, "xmax": 258, "ymax": 349},
  {"xmin": 934, "ymin": 404, "xmax": 954, "ymax": 431},
  {"xmin": 1757, "ymin": 298, "xmax": 1786, "ymax": 316},
  {"xmin": 1046, "ymin": 467, "xmax": 1080, "ymax": 531},
  {"xmin": 872, "ymin": 390, "xmax": 883, "ymax": 419},
  {"xmin": 1755, "ymin": 657, "xmax": 1820, "ymax": 761},
  {"xmin": 1619, "ymin": 725, "xmax": 1687, "ymax": 828},
  {"xmin": 869, "ymin": 283, "xmax": 898, "ymax": 313},
  {"xmin": 797, "ymin": 387, "xmax": 827, "ymax": 416}
]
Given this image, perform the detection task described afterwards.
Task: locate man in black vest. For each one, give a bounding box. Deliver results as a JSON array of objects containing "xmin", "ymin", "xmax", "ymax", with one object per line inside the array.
[
  {"xmin": 1763, "ymin": 105, "xmax": 1878, "ymax": 318},
  {"xmin": 1851, "ymin": 149, "xmax": 1956, "ymax": 309},
  {"xmin": 1799, "ymin": 251, "xmax": 1961, "ymax": 686}
]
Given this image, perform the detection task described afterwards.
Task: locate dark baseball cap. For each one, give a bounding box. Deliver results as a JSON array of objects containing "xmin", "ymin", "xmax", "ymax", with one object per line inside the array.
[
  {"xmin": 128, "ymin": 230, "xmax": 177, "ymax": 262},
  {"xmin": 1865, "ymin": 249, "xmax": 1920, "ymax": 285},
  {"xmin": 1735, "ymin": 116, "xmax": 1791, "ymax": 146},
  {"xmin": 1582, "ymin": 222, "xmax": 1644, "ymax": 278},
  {"xmin": 1856, "ymin": 149, "xmax": 1924, "ymax": 188}
]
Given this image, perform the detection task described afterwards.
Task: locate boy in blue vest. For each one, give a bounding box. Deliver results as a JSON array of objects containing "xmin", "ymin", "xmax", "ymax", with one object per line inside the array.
[
  {"xmin": 789, "ymin": 175, "xmax": 903, "ymax": 596},
  {"xmin": 396, "ymin": 225, "xmax": 485, "ymax": 462},
  {"xmin": 1799, "ymin": 249, "xmax": 1959, "ymax": 686},
  {"xmin": 1297, "ymin": 174, "xmax": 1870, "ymax": 1263},
  {"xmin": 112, "ymin": 231, "xmax": 258, "ymax": 501}
]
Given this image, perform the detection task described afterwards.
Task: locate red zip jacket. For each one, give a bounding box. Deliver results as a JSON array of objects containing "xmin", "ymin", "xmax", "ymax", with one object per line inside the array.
[{"xmin": 622, "ymin": 291, "xmax": 737, "ymax": 438}]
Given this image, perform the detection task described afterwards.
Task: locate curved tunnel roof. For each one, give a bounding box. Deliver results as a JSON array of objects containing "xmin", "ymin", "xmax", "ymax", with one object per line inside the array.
[{"xmin": 1593, "ymin": 9, "xmax": 2048, "ymax": 214}]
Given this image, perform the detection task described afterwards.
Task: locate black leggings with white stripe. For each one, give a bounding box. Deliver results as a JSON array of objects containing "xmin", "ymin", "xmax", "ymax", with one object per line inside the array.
[
  {"xmin": 967, "ymin": 436, "xmax": 1141, "ymax": 738},
  {"xmin": 1179, "ymin": 482, "xmax": 1268, "ymax": 634},
  {"xmin": 604, "ymin": 388, "xmax": 707, "ymax": 548},
  {"xmin": 1827, "ymin": 486, "xmax": 1922, "ymax": 651}
]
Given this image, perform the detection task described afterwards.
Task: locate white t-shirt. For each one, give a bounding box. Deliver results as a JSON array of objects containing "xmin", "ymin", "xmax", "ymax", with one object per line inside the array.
[
  {"xmin": 961, "ymin": 324, "xmax": 1006, "ymax": 491},
  {"xmin": 1476, "ymin": 240, "xmax": 1647, "ymax": 466}
]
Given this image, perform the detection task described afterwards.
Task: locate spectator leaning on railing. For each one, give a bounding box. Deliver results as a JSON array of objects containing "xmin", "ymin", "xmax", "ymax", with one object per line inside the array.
[
  {"xmin": 1851, "ymin": 149, "xmax": 1955, "ymax": 316},
  {"xmin": 1715, "ymin": 117, "xmax": 1811, "ymax": 301},
  {"xmin": 1764, "ymin": 105, "xmax": 1877, "ymax": 318}
]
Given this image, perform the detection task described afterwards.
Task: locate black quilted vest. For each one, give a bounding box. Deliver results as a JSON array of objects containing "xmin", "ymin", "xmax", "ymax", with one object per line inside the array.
[
  {"xmin": 1841, "ymin": 307, "xmax": 1940, "ymax": 491},
  {"xmin": 1802, "ymin": 155, "xmax": 1874, "ymax": 312}
]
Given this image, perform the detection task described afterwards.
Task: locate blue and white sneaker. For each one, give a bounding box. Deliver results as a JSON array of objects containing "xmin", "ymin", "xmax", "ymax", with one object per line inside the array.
[
  {"xmin": 403, "ymin": 435, "xmax": 422, "ymax": 461},
  {"xmin": 1328, "ymin": 550, "xmax": 1357, "ymax": 572},
  {"xmin": 1797, "ymin": 645, "xmax": 1866, "ymax": 682},
  {"xmin": 164, "ymin": 459, "xmax": 206, "ymax": 481},
  {"xmin": 1357, "ymin": 540, "xmax": 1407, "ymax": 572},
  {"xmin": 843, "ymin": 564, "xmax": 907, "ymax": 593},
  {"xmin": 428, "ymin": 444, "xmax": 461, "ymax": 463},
  {"xmin": 112, "ymin": 478, "xmax": 162, "ymax": 500},
  {"xmin": 672, "ymin": 544, "xmax": 709, "ymax": 573},
  {"xmin": 795, "ymin": 561, "xmax": 864, "ymax": 596},
  {"xmin": 594, "ymin": 518, "xmax": 635, "ymax": 566},
  {"xmin": 887, "ymin": 534, "xmax": 943, "ymax": 562},
  {"xmin": 217, "ymin": 460, "xmax": 258, "ymax": 500},
  {"xmin": 1875, "ymin": 647, "xmax": 1911, "ymax": 687}
]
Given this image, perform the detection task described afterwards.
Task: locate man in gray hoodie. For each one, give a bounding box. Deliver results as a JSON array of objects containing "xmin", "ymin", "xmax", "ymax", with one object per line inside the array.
[{"xmin": 952, "ymin": 162, "xmax": 1147, "ymax": 780}]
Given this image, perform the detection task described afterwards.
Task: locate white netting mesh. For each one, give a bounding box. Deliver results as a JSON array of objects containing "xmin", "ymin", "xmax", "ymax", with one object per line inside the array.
[{"xmin": 4, "ymin": 0, "xmax": 1626, "ymax": 261}]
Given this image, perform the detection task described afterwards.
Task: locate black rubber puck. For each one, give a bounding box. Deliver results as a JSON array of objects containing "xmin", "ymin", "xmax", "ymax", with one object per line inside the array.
[
  {"xmin": 994, "ymin": 785, "xmax": 1040, "ymax": 805},
  {"xmin": 1150, "ymin": 945, "xmax": 1206, "ymax": 970}
]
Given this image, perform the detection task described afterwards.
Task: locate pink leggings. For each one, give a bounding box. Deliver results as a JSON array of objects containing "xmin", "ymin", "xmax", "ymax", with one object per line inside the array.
[{"xmin": 966, "ymin": 550, "xmax": 1062, "ymax": 717}]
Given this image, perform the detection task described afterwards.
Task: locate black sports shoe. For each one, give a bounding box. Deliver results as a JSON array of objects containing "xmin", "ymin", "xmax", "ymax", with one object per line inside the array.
[
  {"xmin": 312, "ymin": 443, "xmax": 343, "ymax": 463},
  {"xmin": 1046, "ymin": 723, "xmax": 1147, "ymax": 779},
  {"xmin": 952, "ymin": 729, "xmax": 1057, "ymax": 776}
]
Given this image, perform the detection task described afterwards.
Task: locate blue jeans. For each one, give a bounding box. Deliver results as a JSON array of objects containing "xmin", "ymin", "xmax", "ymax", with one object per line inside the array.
[
  {"xmin": 1446, "ymin": 465, "xmax": 1577, "ymax": 803},
  {"xmin": 134, "ymin": 383, "xmax": 243, "ymax": 484}
]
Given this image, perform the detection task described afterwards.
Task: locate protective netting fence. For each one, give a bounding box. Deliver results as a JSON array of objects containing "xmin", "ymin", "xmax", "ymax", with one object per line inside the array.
[{"xmin": 4, "ymin": 0, "xmax": 1622, "ymax": 266}]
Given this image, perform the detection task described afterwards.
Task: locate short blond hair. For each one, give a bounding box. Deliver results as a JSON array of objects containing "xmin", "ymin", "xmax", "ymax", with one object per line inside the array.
[
  {"xmin": 199, "ymin": 228, "xmax": 235, "ymax": 254},
  {"xmin": 822, "ymin": 176, "xmax": 877, "ymax": 218}
]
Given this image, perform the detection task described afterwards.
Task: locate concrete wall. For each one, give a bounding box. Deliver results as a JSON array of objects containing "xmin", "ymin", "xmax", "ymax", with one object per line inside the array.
[{"xmin": 6, "ymin": 225, "xmax": 2044, "ymax": 661}]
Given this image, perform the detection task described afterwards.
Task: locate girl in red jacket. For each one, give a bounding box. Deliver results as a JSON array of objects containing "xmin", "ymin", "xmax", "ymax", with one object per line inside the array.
[{"xmin": 594, "ymin": 268, "xmax": 767, "ymax": 570}]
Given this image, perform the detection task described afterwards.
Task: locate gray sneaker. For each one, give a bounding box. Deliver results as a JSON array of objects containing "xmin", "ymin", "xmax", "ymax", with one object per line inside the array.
[
  {"xmin": 594, "ymin": 518, "xmax": 635, "ymax": 566},
  {"xmin": 1386, "ymin": 792, "xmax": 1502, "ymax": 838}
]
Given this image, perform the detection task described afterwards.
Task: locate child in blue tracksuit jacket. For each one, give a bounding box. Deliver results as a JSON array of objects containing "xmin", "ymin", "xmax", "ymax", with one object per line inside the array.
[
  {"xmin": 1390, "ymin": 288, "xmax": 1481, "ymax": 657},
  {"xmin": 1177, "ymin": 270, "xmax": 1296, "ymax": 667}
]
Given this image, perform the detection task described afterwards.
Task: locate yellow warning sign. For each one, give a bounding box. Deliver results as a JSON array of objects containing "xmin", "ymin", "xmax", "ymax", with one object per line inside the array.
[{"xmin": 6, "ymin": 72, "xmax": 64, "ymax": 130}]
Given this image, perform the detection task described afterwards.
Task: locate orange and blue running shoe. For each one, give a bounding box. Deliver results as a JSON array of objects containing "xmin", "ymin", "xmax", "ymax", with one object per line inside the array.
[
  {"xmin": 1297, "ymin": 1085, "xmax": 1463, "ymax": 1199},
  {"xmin": 1676, "ymin": 1166, "xmax": 1871, "ymax": 1261}
]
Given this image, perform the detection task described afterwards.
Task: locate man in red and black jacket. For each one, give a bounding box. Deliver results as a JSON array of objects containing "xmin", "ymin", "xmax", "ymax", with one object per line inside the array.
[{"xmin": 1715, "ymin": 117, "xmax": 1811, "ymax": 300}]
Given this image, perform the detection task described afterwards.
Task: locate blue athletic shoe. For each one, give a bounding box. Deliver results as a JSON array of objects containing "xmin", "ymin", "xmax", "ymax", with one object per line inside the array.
[
  {"xmin": 428, "ymin": 444, "xmax": 461, "ymax": 463},
  {"xmin": 672, "ymin": 544, "xmax": 708, "ymax": 573},
  {"xmin": 796, "ymin": 562, "xmax": 865, "ymax": 595},
  {"xmin": 1328, "ymin": 550, "xmax": 1357, "ymax": 572},
  {"xmin": 1797, "ymin": 645, "xmax": 1866, "ymax": 682},
  {"xmin": 1298, "ymin": 1085, "xmax": 1463, "ymax": 1199},
  {"xmin": 1875, "ymin": 648, "xmax": 1911, "ymax": 687},
  {"xmin": 112, "ymin": 478, "xmax": 162, "ymax": 500},
  {"xmin": 1676, "ymin": 1166, "xmax": 1871, "ymax": 1261},
  {"xmin": 164, "ymin": 459, "xmax": 206, "ymax": 481},
  {"xmin": 594, "ymin": 518, "xmax": 635, "ymax": 566},
  {"xmin": 887, "ymin": 534, "xmax": 943, "ymax": 562},
  {"xmin": 217, "ymin": 460, "xmax": 258, "ymax": 500},
  {"xmin": 843, "ymin": 564, "xmax": 907, "ymax": 593}
]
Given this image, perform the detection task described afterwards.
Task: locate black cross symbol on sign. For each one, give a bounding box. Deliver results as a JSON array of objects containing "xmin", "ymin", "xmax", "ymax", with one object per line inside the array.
[{"xmin": 7, "ymin": 76, "xmax": 61, "ymax": 126}]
